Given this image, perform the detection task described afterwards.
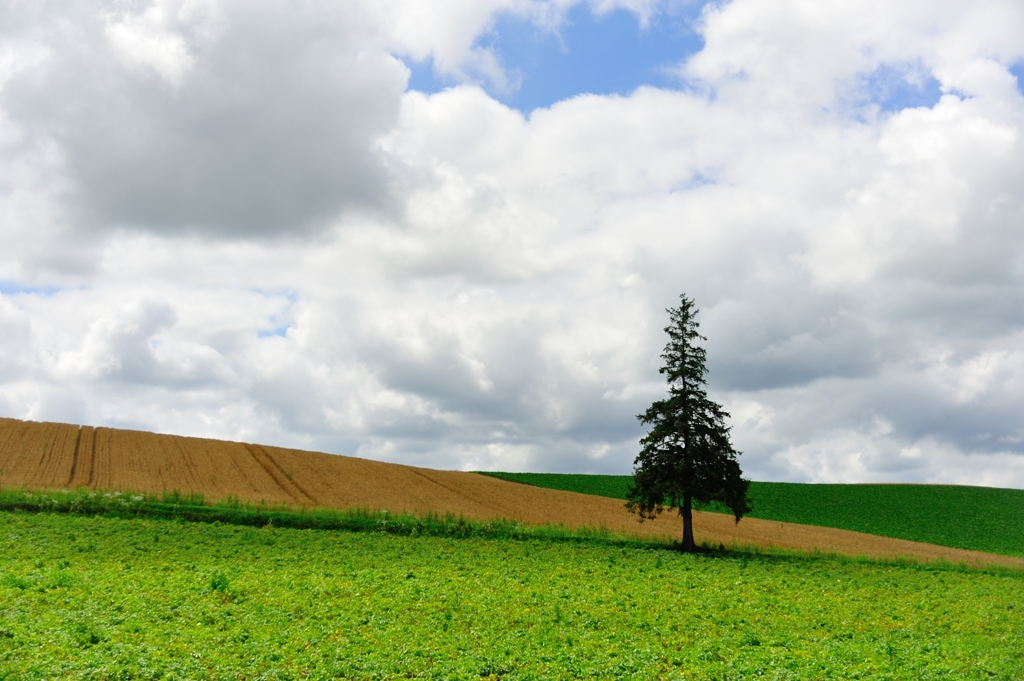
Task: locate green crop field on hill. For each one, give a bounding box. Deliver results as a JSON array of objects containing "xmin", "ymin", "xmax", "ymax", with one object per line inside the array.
[
  {"xmin": 1, "ymin": 509, "xmax": 1023, "ymax": 680},
  {"xmin": 477, "ymin": 473, "xmax": 1024, "ymax": 557}
]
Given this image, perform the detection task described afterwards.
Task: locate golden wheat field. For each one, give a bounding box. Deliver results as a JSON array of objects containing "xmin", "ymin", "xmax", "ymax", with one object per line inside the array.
[{"xmin": 1, "ymin": 416, "xmax": 1021, "ymax": 568}]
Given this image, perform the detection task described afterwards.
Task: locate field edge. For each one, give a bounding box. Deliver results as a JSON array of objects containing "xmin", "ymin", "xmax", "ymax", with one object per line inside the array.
[{"xmin": 2, "ymin": 485, "xmax": 1022, "ymax": 575}]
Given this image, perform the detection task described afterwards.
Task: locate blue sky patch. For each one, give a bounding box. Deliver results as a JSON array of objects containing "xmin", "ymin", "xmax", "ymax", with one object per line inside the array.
[
  {"xmin": 257, "ymin": 326, "xmax": 291, "ymax": 339},
  {"xmin": 1010, "ymin": 63, "xmax": 1024, "ymax": 97},
  {"xmin": 0, "ymin": 280, "xmax": 62, "ymax": 296},
  {"xmin": 251, "ymin": 288, "xmax": 296, "ymax": 339},
  {"xmin": 863, "ymin": 63, "xmax": 943, "ymax": 113},
  {"xmin": 407, "ymin": 4, "xmax": 708, "ymax": 113}
]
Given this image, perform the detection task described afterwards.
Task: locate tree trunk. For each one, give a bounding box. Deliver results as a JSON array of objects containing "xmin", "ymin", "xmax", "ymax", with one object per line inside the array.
[
  {"xmin": 680, "ymin": 372, "xmax": 695, "ymax": 552},
  {"xmin": 681, "ymin": 491, "xmax": 695, "ymax": 552}
]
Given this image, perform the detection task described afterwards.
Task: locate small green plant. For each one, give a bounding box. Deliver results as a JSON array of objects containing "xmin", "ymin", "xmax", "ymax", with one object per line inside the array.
[
  {"xmin": 209, "ymin": 571, "xmax": 230, "ymax": 593},
  {"xmin": 70, "ymin": 621, "xmax": 105, "ymax": 648}
]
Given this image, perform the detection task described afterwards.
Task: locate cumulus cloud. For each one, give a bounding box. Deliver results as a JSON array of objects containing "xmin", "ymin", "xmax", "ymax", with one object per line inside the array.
[
  {"xmin": 104, "ymin": 0, "xmax": 209, "ymax": 87},
  {"xmin": 1, "ymin": 0, "xmax": 1024, "ymax": 486},
  {"xmin": 1, "ymin": 0, "xmax": 410, "ymax": 241}
]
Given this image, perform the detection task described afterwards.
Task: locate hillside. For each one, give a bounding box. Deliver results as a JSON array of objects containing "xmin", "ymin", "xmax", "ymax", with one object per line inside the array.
[
  {"xmin": 480, "ymin": 472, "xmax": 1024, "ymax": 558},
  {"xmin": 1, "ymin": 416, "xmax": 1021, "ymax": 567}
]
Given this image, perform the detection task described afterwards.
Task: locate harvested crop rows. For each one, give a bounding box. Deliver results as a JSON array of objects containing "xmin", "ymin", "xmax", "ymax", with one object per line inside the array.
[
  {"xmin": 1, "ymin": 416, "xmax": 1022, "ymax": 567},
  {"xmin": 0, "ymin": 419, "xmax": 79, "ymax": 489}
]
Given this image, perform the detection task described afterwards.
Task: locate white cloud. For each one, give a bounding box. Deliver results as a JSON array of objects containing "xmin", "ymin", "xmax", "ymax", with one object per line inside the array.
[
  {"xmin": 105, "ymin": 2, "xmax": 201, "ymax": 87},
  {"xmin": 1, "ymin": 0, "xmax": 1023, "ymax": 486},
  {"xmin": 1, "ymin": 0, "xmax": 411, "ymax": 241}
]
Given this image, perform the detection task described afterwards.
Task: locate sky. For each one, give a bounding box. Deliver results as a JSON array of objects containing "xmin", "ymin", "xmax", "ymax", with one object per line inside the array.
[{"xmin": 1, "ymin": 0, "xmax": 1024, "ymax": 487}]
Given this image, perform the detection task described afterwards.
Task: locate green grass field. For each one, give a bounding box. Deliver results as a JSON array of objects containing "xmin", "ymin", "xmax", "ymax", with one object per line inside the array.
[
  {"xmin": 1, "ymin": 510, "xmax": 1022, "ymax": 680},
  {"xmin": 477, "ymin": 473, "xmax": 1024, "ymax": 557}
]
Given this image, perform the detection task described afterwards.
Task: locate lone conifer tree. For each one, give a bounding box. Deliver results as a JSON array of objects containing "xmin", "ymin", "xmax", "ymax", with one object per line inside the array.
[{"xmin": 626, "ymin": 294, "xmax": 750, "ymax": 552}]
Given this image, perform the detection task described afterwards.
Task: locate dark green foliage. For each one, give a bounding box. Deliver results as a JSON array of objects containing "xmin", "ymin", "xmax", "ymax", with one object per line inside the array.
[
  {"xmin": 478, "ymin": 474, "xmax": 1024, "ymax": 557},
  {"xmin": 1, "ymin": 511, "xmax": 1022, "ymax": 679},
  {"xmin": 627, "ymin": 294, "xmax": 750, "ymax": 550},
  {"xmin": 209, "ymin": 571, "xmax": 230, "ymax": 593}
]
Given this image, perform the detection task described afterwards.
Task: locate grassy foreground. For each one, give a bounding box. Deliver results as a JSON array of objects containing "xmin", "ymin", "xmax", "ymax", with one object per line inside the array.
[
  {"xmin": 479, "ymin": 474, "xmax": 1024, "ymax": 557},
  {"xmin": 2, "ymin": 510, "xmax": 1023, "ymax": 680}
]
